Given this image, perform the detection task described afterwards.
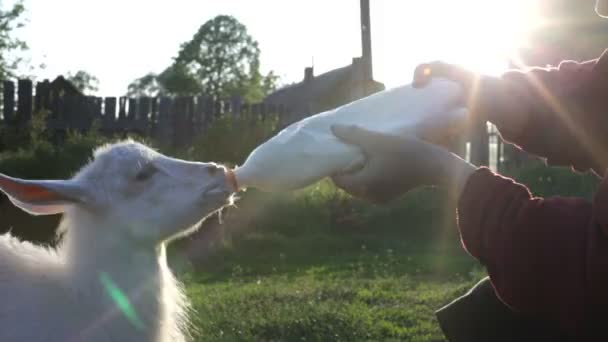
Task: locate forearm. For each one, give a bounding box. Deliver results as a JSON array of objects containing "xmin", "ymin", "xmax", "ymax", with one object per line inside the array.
[
  {"xmin": 475, "ymin": 59, "xmax": 604, "ymax": 173},
  {"xmin": 457, "ymin": 168, "xmax": 593, "ymax": 332}
]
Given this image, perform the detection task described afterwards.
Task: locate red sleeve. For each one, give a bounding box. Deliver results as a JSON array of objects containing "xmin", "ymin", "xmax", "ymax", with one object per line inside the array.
[
  {"xmin": 477, "ymin": 50, "xmax": 608, "ymax": 174},
  {"xmin": 457, "ymin": 167, "xmax": 597, "ymax": 334}
]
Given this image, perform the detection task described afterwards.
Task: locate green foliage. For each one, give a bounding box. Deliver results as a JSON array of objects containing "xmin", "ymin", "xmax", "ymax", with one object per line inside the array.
[
  {"xmin": 185, "ymin": 112, "xmax": 279, "ymax": 166},
  {"xmin": 0, "ymin": 112, "xmax": 110, "ymax": 179},
  {"xmin": 127, "ymin": 15, "xmax": 278, "ymax": 101},
  {"xmin": 0, "ymin": 0, "xmax": 27, "ymax": 80},
  {"xmin": 174, "ymin": 15, "xmax": 260, "ymax": 100},
  {"xmin": 126, "ymin": 73, "xmax": 163, "ymax": 97},
  {"xmin": 66, "ymin": 70, "xmax": 100, "ymax": 95}
]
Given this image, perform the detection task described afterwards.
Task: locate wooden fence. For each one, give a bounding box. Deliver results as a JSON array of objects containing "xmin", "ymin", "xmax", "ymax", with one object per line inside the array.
[
  {"xmin": 0, "ymin": 79, "xmax": 292, "ymax": 148},
  {"xmin": 0, "ymin": 78, "xmax": 527, "ymax": 171}
]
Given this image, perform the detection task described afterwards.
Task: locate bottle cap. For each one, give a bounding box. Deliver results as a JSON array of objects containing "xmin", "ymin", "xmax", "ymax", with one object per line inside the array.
[{"xmin": 225, "ymin": 168, "xmax": 239, "ymax": 192}]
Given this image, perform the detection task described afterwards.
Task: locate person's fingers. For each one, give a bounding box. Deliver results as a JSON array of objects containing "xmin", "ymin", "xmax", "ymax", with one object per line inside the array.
[
  {"xmin": 413, "ymin": 61, "xmax": 477, "ymax": 90},
  {"xmin": 331, "ymin": 172, "xmax": 369, "ymax": 198},
  {"xmin": 412, "ymin": 63, "xmax": 434, "ymax": 88},
  {"xmin": 413, "ymin": 61, "xmax": 453, "ymax": 87},
  {"xmin": 331, "ymin": 125, "xmax": 384, "ymax": 151}
]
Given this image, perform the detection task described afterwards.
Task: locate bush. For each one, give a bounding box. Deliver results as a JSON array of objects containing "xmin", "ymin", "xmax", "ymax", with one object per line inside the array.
[{"xmin": 185, "ymin": 112, "xmax": 279, "ymax": 166}]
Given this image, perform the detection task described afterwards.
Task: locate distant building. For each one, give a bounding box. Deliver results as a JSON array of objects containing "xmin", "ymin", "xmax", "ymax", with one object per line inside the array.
[{"xmin": 265, "ymin": 0, "xmax": 384, "ymax": 118}]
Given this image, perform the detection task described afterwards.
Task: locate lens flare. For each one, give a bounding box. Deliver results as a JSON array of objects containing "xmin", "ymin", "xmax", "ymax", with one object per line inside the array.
[{"xmin": 99, "ymin": 272, "xmax": 144, "ymax": 330}]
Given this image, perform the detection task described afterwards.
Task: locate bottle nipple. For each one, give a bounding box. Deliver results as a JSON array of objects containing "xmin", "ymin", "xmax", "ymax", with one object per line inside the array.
[{"xmin": 225, "ymin": 168, "xmax": 239, "ymax": 192}]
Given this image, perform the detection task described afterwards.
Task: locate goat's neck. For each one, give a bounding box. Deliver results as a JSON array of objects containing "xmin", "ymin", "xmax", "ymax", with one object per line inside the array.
[
  {"xmin": 58, "ymin": 210, "xmax": 185, "ymax": 339},
  {"xmin": 60, "ymin": 211, "xmax": 162, "ymax": 286}
]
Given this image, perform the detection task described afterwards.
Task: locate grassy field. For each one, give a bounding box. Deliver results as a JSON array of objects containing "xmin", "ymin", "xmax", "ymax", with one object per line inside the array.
[
  {"xmin": 174, "ymin": 165, "xmax": 600, "ymax": 341},
  {"xmin": 172, "ymin": 183, "xmax": 483, "ymax": 341}
]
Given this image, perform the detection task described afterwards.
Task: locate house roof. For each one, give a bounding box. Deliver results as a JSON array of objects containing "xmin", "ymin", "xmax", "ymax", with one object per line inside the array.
[{"xmin": 265, "ymin": 59, "xmax": 384, "ymax": 114}]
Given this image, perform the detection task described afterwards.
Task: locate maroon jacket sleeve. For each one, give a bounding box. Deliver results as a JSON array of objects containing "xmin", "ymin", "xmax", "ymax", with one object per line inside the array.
[
  {"xmin": 477, "ymin": 49, "xmax": 608, "ymax": 174},
  {"xmin": 458, "ymin": 167, "xmax": 608, "ymax": 336}
]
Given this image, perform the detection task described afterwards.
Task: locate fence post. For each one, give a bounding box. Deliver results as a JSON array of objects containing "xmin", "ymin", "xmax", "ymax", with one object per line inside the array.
[
  {"xmin": 214, "ymin": 100, "xmax": 222, "ymax": 120},
  {"xmin": 157, "ymin": 97, "xmax": 173, "ymax": 147},
  {"xmin": 17, "ymin": 79, "xmax": 32, "ymax": 124},
  {"xmin": 138, "ymin": 97, "xmax": 151, "ymax": 134},
  {"xmin": 194, "ymin": 96, "xmax": 206, "ymax": 134},
  {"xmin": 3, "ymin": 80, "xmax": 14, "ymax": 122},
  {"xmin": 259, "ymin": 103, "xmax": 267, "ymax": 121},
  {"xmin": 204, "ymin": 97, "xmax": 214, "ymax": 129},
  {"xmin": 34, "ymin": 81, "xmax": 50, "ymax": 113},
  {"xmin": 103, "ymin": 97, "xmax": 117, "ymax": 133},
  {"xmin": 173, "ymin": 97, "xmax": 188, "ymax": 148},
  {"xmin": 127, "ymin": 98, "xmax": 137, "ymax": 130},
  {"xmin": 469, "ymin": 121, "xmax": 489, "ymax": 166},
  {"xmin": 118, "ymin": 97, "xmax": 127, "ymax": 121},
  {"xmin": 231, "ymin": 95, "xmax": 241, "ymax": 118}
]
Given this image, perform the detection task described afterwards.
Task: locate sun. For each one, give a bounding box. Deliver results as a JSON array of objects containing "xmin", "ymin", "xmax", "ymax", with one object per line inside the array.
[
  {"xmin": 429, "ymin": 0, "xmax": 542, "ymax": 76},
  {"xmin": 374, "ymin": 0, "xmax": 542, "ymax": 88}
]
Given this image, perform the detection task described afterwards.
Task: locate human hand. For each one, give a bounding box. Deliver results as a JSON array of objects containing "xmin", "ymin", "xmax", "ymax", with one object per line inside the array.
[
  {"xmin": 330, "ymin": 125, "xmax": 476, "ymax": 204},
  {"xmin": 413, "ymin": 61, "xmax": 529, "ymax": 139}
]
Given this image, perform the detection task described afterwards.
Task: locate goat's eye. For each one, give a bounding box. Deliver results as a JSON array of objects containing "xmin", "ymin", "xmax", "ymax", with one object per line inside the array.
[{"xmin": 135, "ymin": 165, "xmax": 157, "ymax": 181}]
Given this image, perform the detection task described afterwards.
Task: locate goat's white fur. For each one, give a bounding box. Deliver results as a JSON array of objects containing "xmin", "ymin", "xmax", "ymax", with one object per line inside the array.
[{"xmin": 0, "ymin": 140, "xmax": 232, "ymax": 341}]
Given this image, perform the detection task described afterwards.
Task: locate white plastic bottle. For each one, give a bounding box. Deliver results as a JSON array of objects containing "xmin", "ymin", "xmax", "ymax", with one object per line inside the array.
[{"xmin": 228, "ymin": 78, "xmax": 467, "ymax": 192}]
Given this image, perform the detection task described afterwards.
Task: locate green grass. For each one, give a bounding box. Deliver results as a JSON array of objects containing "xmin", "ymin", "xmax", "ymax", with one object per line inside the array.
[
  {"xmin": 173, "ymin": 182, "xmax": 483, "ymax": 341},
  {"xmin": 176, "ymin": 166, "xmax": 599, "ymax": 341}
]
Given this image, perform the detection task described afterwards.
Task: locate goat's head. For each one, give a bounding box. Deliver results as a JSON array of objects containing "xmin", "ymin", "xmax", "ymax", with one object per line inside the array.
[{"xmin": 0, "ymin": 140, "xmax": 234, "ymax": 244}]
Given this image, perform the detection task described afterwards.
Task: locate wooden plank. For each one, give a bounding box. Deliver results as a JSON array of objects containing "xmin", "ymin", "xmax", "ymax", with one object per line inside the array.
[
  {"xmin": 231, "ymin": 95, "xmax": 242, "ymax": 118},
  {"xmin": 157, "ymin": 97, "xmax": 172, "ymax": 146},
  {"xmin": 203, "ymin": 97, "xmax": 214, "ymax": 128},
  {"xmin": 17, "ymin": 79, "xmax": 33, "ymax": 124},
  {"xmin": 128, "ymin": 98, "xmax": 137, "ymax": 123},
  {"xmin": 138, "ymin": 97, "xmax": 151, "ymax": 134},
  {"xmin": 118, "ymin": 97, "xmax": 127, "ymax": 121},
  {"xmin": 173, "ymin": 97, "xmax": 188, "ymax": 147},
  {"xmin": 150, "ymin": 97, "xmax": 158, "ymax": 124},
  {"xmin": 3, "ymin": 80, "xmax": 14, "ymax": 122},
  {"xmin": 194, "ymin": 96, "xmax": 206, "ymax": 132},
  {"xmin": 103, "ymin": 97, "xmax": 116, "ymax": 133},
  {"xmin": 259, "ymin": 103, "xmax": 267, "ymax": 121},
  {"xmin": 185, "ymin": 96, "xmax": 194, "ymax": 143},
  {"xmin": 34, "ymin": 81, "xmax": 50, "ymax": 113},
  {"xmin": 214, "ymin": 100, "xmax": 222, "ymax": 119}
]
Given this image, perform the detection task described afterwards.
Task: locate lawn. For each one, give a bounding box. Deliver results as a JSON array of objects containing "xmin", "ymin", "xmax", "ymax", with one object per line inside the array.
[
  {"xmin": 174, "ymin": 165, "xmax": 600, "ymax": 341},
  {"xmin": 173, "ymin": 183, "xmax": 484, "ymax": 341}
]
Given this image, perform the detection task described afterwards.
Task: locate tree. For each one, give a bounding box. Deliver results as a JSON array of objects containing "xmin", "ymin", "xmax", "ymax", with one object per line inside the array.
[
  {"xmin": 0, "ymin": 1, "xmax": 27, "ymax": 80},
  {"xmin": 174, "ymin": 15, "xmax": 261, "ymax": 100},
  {"xmin": 66, "ymin": 70, "xmax": 99, "ymax": 94},
  {"xmin": 127, "ymin": 73, "xmax": 162, "ymax": 97},
  {"xmin": 126, "ymin": 15, "xmax": 278, "ymax": 101}
]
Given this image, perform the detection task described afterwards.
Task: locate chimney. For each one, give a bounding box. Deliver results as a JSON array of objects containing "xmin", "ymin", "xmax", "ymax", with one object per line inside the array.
[
  {"xmin": 360, "ymin": 0, "xmax": 373, "ymax": 80},
  {"xmin": 304, "ymin": 67, "xmax": 314, "ymax": 82}
]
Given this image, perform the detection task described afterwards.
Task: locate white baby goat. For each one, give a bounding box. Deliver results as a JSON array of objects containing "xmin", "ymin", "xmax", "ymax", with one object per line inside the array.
[{"xmin": 0, "ymin": 140, "xmax": 234, "ymax": 341}]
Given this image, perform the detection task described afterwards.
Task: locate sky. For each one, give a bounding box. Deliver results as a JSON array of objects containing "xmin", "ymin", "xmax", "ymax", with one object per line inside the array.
[{"xmin": 6, "ymin": 0, "xmax": 541, "ymax": 96}]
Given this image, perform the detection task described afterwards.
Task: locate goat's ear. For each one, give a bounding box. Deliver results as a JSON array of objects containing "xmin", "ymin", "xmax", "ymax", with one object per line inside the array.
[{"xmin": 0, "ymin": 173, "xmax": 89, "ymax": 215}]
